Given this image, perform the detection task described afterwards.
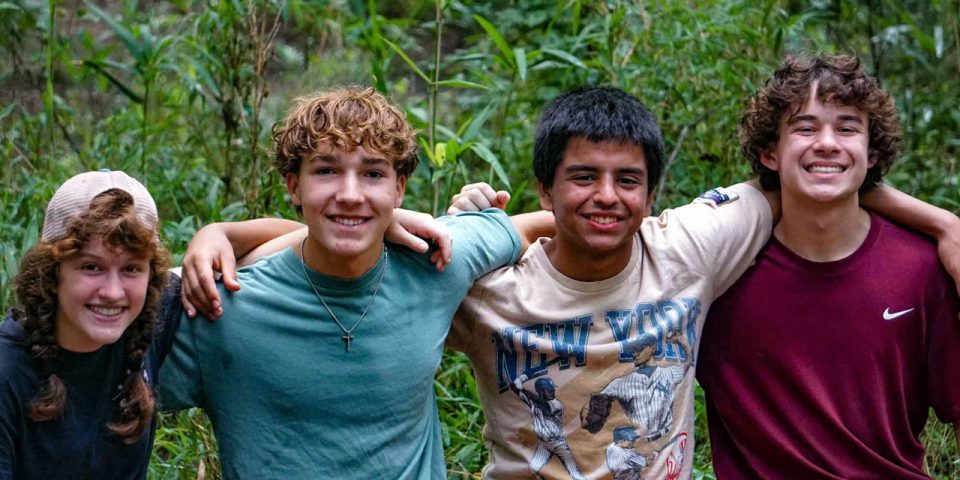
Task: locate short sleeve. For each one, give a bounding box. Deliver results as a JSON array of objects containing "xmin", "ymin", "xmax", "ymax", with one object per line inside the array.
[
  {"xmin": 439, "ymin": 209, "xmax": 522, "ymax": 281},
  {"xmin": 157, "ymin": 305, "xmax": 203, "ymax": 411},
  {"xmin": 927, "ymin": 276, "xmax": 960, "ymax": 423},
  {"xmin": 641, "ymin": 183, "xmax": 773, "ymax": 298}
]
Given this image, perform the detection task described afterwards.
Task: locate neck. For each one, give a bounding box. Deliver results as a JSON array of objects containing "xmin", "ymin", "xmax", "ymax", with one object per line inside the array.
[
  {"xmin": 542, "ymin": 236, "xmax": 634, "ymax": 282},
  {"xmin": 300, "ymin": 237, "xmax": 384, "ymax": 279},
  {"xmin": 774, "ymin": 192, "xmax": 871, "ymax": 262}
]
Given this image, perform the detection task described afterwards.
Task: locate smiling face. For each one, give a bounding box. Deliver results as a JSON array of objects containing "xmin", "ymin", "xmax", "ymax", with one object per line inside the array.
[
  {"xmin": 55, "ymin": 238, "xmax": 150, "ymax": 352},
  {"xmin": 538, "ymin": 137, "xmax": 654, "ymax": 279},
  {"xmin": 286, "ymin": 141, "xmax": 405, "ymax": 277},
  {"xmin": 761, "ymin": 84, "xmax": 875, "ymax": 206}
]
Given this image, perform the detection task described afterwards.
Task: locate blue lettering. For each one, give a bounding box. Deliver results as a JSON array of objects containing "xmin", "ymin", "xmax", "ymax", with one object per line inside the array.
[
  {"xmin": 523, "ymin": 324, "xmax": 549, "ymax": 377},
  {"xmin": 656, "ymin": 299, "xmax": 684, "ymax": 360},
  {"xmin": 494, "ymin": 327, "xmax": 520, "ymax": 393}
]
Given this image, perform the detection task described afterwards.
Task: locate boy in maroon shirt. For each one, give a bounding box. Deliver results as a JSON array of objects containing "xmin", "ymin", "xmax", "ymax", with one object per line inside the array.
[{"xmin": 697, "ymin": 54, "xmax": 960, "ymax": 479}]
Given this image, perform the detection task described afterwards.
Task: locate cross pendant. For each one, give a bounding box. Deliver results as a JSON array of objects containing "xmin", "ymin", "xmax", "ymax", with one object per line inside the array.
[{"xmin": 342, "ymin": 333, "xmax": 352, "ymax": 352}]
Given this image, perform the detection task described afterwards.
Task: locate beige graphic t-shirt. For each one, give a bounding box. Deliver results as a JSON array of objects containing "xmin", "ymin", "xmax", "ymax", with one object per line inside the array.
[{"xmin": 448, "ymin": 183, "xmax": 773, "ymax": 480}]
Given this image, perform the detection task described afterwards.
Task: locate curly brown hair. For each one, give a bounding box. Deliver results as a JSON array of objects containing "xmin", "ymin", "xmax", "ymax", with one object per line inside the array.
[
  {"xmin": 12, "ymin": 189, "xmax": 170, "ymax": 444},
  {"xmin": 740, "ymin": 54, "xmax": 902, "ymax": 192},
  {"xmin": 272, "ymin": 86, "xmax": 419, "ymax": 180}
]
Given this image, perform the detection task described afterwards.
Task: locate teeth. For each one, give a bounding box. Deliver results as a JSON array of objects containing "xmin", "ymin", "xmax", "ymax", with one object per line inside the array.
[
  {"xmin": 334, "ymin": 218, "xmax": 364, "ymax": 226},
  {"xmin": 90, "ymin": 306, "xmax": 122, "ymax": 316},
  {"xmin": 808, "ymin": 165, "xmax": 843, "ymax": 173},
  {"xmin": 590, "ymin": 216, "xmax": 618, "ymax": 225}
]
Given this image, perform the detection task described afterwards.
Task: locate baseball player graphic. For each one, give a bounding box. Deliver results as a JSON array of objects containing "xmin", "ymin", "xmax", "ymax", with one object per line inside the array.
[
  {"xmin": 509, "ymin": 373, "xmax": 586, "ymax": 480},
  {"xmin": 606, "ymin": 426, "xmax": 651, "ymax": 480},
  {"xmin": 493, "ymin": 329, "xmax": 585, "ymax": 479},
  {"xmin": 581, "ymin": 328, "xmax": 692, "ymax": 444}
]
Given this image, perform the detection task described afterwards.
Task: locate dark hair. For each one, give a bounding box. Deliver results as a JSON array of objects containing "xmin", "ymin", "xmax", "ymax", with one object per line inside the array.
[
  {"xmin": 533, "ymin": 86, "xmax": 664, "ymax": 190},
  {"xmin": 741, "ymin": 54, "xmax": 902, "ymax": 192},
  {"xmin": 13, "ymin": 189, "xmax": 169, "ymax": 444}
]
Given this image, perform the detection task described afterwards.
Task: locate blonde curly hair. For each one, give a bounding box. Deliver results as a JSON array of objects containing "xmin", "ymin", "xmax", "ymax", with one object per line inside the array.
[{"xmin": 272, "ymin": 87, "xmax": 419, "ymax": 179}]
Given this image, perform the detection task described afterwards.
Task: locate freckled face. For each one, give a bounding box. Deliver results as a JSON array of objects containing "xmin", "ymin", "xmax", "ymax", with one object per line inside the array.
[{"xmin": 56, "ymin": 239, "xmax": 150, "ymax": 352}]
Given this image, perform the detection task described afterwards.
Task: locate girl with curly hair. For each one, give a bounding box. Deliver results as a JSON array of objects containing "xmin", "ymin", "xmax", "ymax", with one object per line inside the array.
[{"xmin": 0, "ymin": 170, "xmax": 176, "ymax": 479}]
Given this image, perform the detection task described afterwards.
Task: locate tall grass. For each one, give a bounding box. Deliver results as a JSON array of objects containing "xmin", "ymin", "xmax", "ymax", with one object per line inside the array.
[{"xmin": 2, "ymin": 1, "xmax": 958, "ymax": 477}]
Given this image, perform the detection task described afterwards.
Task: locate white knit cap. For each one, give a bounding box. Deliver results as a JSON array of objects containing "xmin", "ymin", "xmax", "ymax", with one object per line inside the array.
[{"xmin": 41, "ymin": 170, "xmax": 158, "ymax": 242}]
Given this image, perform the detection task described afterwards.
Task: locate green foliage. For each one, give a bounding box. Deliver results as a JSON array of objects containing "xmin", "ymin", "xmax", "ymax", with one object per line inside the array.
[{"xmin": 2, "ymin": 0, "xmax": 958, "ymax": 478}]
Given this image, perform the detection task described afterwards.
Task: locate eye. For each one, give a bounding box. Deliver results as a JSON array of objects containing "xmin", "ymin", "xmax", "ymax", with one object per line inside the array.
[
  {"xmin": 570, "ymin": 174, "xmax": 596, "ymax": 183},
  {"xmin": 80, "ymin": 262, "xmax": 100, "ymax": 272},
  {"xmin": 837, "ymin": 126, "xmax": 861, "ymax": 135},
  {"xmin": 793, "ymin": 126, "xmax": 816, "ymax": 135},
  {"xmin": 312, "ymin": 166, "xmax": 336, "ymax": 175},
  {"xmin": 617, "ymin": 176, "xmax": 642, "ymax": 186},
  {"xmin": 365, "ymin": 169, "xmax": 387, "ymax": 179}
]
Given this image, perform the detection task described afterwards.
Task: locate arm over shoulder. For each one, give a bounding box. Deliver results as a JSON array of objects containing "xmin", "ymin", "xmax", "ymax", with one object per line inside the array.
[
  {"xmin": 642, "ymin": 183, "xmax": 774, "ymax": 297},
  {"xmin": 440, "ymin": 209, "xmax": 522, "ymax": 280}
]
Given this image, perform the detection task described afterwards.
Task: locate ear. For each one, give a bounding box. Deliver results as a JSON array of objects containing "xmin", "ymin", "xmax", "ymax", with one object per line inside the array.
[
  {"xmin": 867, "ymin": 151, "xmax": 878, "ymax": 168},
  {"xmin": 759, "ymin": 149, "xmax": 780, "ymax": 172},
  {"xmin": 643, "ymin": 187, "xmax": 656, "ymax": 217},
  {"xmin": 394, "ymin": 175, "xmax": 407, "ymax": 208},
  {"xmin": 536, "ymin": 180, "xmax": 554, "ymax": 212},
  {"xmin": 285, "ymin": 172, "xmax": 303, "ymax": 207}
]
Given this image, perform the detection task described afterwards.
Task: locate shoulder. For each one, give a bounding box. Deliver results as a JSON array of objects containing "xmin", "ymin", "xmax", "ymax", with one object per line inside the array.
[
  {"xmin": 440, "ymin": 209, "xmax": 517, "ymax": 242},
  {"xmin": 875, "ymin": 215, "xmax": 938, "ymax": 259},
  {"xmin": 0, "ymin": 317, "xmax": 38, "ymax": 392},
  {"xmin": 228, "ymin": 248, "xmax": 303, "ymax": 300}
]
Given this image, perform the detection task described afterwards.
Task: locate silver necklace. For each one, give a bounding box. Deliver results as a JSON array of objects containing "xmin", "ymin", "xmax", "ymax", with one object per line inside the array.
[{"xmin": 299, "ymin": 238, "xmax": 388, "ymax": 352}]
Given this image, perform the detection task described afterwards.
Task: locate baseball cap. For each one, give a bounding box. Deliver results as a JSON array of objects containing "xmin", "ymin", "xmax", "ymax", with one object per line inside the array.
[{"xmin": 41, "ymin": 170, "xmax": 158, "ymax": 242}]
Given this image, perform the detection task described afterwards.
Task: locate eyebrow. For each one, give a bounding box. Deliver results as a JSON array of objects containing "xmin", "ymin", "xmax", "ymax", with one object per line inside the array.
[
  {"xmin": 564, "ymin": 164, "xmax": 646, "ymax": 175},
  {"xmin": 307, "ymin": 155, "xmax": 391, "ymax": 166},
  {"xmin": 787, "ymin": 114, "xmax": 865, "ymax": 124}
]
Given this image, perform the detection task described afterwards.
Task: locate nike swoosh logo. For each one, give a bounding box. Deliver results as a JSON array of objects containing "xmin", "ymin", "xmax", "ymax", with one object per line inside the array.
[{"xmin": 883, "ymin": 307, "xmax": 915, "ymax": 320}]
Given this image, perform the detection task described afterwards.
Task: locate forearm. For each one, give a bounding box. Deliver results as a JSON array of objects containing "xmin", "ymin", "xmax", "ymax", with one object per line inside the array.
[
  {"xmin": 215, "ymin": 218, "xmax": 305, "ymax": 258},
  {"xmin": 860, "ymin": 184, "xmax": 956, "ymax": 238},
  {"xmin": 510, "ymin": 210, "xmax": 555, "ymax": 251}
]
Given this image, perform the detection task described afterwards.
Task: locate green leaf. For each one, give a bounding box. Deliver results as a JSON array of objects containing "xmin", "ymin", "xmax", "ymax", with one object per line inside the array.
[
  {"xmin": 513, "ymin": 47, "xmax": 527, "ymax": 82},
  {"xmin": 0, "ymin": 2, "xmax": 22, "ymax": 11},
  {"xmin": 382, "ymin": 38, "xmax": 430, "ymax": 83},
  {"xmin": 444, "ymin": 140, "xmax": 460, "ymax": 166},
  {"xmin": 542, "ymin": 48, "xmax": 587, "ymax": 69},
  {"xmin": 418, "ymin": 137, "xmax": 435, "ymax": 164},
  {"xmin": 0, "ymin": 102, "xmax": 16, "ymax": 121},
  {"xmin": 473, "ymin": 14, "xmax": 515, "ymax": 69},
  {"xmin": 434, "ymin": 142, "xmax": 447, "ymax": 166},
  {"xmin": 470, "ymin": 143, "xmax": 511, "ymax": 188},
  {"xmin": 80, "ymin": 59, "xmax": 145, "ymax": 103},
  {"xmin": 435, "ymin": 79, "xmax": 490, "ymax": 90},
  {"xmin": 82, "ymin": 0, "xmax": 144, "ymax": 64},
  {"xmin": 459, "ymin": 102, "xmax": 497, "ymax": 141},
  {"xmin": 20, "ymin": 213, "xmax": 39, "ymax": 253}
]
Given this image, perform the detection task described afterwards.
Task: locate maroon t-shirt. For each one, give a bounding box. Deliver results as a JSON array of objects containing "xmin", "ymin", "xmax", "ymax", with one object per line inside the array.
[{"xmin": 697, "ymin": 214, "xmax": 960, "ymax": 479}]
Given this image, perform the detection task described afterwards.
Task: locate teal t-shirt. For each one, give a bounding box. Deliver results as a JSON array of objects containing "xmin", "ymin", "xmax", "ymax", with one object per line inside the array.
[{"xmin": 159, "ymin": 210, "xmax": 520, "ymax": 480}]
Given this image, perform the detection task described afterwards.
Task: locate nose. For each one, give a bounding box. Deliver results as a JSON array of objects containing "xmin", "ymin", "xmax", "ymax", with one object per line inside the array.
[
  {"xmin": 813, "ymin": 129, "xmax": 840, "ymax": 155},
  {"xmin": 593, "ymin": 175, "xmax": 618, "ymax": 206},
  {"xmin": 98, "ymin": 271, "xmax": 125, "ymax": 302},
  {"xmin": 335, "ymin": 172, "xmax": 363, "ymax": 204}
]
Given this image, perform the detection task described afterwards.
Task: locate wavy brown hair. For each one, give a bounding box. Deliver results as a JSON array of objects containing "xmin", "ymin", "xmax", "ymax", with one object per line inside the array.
[
  {"xmin": 272, "ymin": 86, "xmax": 419, "ymax": 180},
  {"xmin": 741, "ymin": 54, "xmax": 902, "ymax": 192},
  {"xmin": 12, "ymin": 188, "xmax": 169, "ymax": 444}
]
